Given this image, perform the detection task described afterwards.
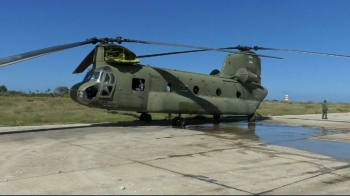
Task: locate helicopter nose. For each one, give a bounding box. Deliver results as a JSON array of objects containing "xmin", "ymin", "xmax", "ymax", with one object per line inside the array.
[
  {"xmin": 70, "ymin": 83, "xmax": 81, "ymax": 104},
  {"xmin": 70, "ymin": 82, "xmax": 100, "ymax": 105},
  {"xmin": 70, "ymin": 83, "xmax": 90, "ymax": 105}
]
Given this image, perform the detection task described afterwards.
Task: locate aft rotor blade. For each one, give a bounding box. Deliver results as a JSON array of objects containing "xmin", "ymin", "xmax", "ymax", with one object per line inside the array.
[
  {"xmin": 138, "ymin": 49, "xmax": 213, "ymax": 58},
  {"xmin": 254, "ymin": 47, "xmax": 350, "ymax": 58},
  {"xmin": 119, "ymin": 38, "xmax": 283, "ymax": 59},
  {"xmin": 137, "ymin": 47, "xmax": 244, "ymax": 58},
  {"xmin": 0, "ymin": 38, "xmax": 99, "ymax": 68}
]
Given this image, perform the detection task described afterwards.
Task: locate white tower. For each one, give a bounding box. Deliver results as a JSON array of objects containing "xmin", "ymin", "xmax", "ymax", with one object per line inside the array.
[{"xmin": 285, "ymin": 95, "xmax": 289, "ymax": 102}]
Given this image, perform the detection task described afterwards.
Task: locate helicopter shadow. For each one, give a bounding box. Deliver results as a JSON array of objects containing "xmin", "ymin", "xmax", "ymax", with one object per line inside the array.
[
  {"xmin": 0, "ymin": 116, "xmax": 271, "ymax": 136},
  {"xmin": 72, "ymin": 115, "xmax": 270, "ymax": 128}
]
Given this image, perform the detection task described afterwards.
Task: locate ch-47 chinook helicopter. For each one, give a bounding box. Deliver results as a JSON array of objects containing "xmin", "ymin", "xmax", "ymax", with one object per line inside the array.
[{"xmin": 1, "ymin": 36, "xmax": 350, "ymax": 126}]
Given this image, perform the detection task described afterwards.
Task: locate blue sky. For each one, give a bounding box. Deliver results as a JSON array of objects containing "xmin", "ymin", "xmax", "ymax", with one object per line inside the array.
[{"xmin": 1, "ymin": 0, "xmax": 350, "ymax": 102}]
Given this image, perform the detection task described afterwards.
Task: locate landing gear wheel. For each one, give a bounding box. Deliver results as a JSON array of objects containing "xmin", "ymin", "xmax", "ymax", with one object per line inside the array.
[
  {"xmin": 172, "ymin": 117, "xmax": 180, "ymax": 126},
  {"xmin": 145, "ymin": 113, "xmax": 152, "ymax": 122},
  {"xmin": 213, "ymin": 114, "xmax": 220, "ymax": 125},
  {"xmin": 178, "ymin": 118, "xmax": 186, "ymax": 127},
  {"xmin": 139, "ymin": 113, "xmax": 146, "ymax": 121},
  {"xmin": 248, "ymin": 113, "xmax": 256, "ymax": 122},
  {"xmin": 140, "ymin": 113, "xmax": 152, "ymax": 122},
  {"xmin": 172, "ymin": 117, "xmax": 186, "ymax": 127}
]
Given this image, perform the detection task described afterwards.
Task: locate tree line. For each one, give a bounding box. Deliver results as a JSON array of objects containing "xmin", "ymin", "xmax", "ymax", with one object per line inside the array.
[{"xmin": 0, "ymin": 85, "xmax": 70, "ymax": 97}]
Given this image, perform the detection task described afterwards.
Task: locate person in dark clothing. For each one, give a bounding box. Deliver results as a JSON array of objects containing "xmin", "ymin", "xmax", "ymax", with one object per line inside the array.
[{"xmin": 322, "ymin": 100, "xmax": 328, "ymax": 119}]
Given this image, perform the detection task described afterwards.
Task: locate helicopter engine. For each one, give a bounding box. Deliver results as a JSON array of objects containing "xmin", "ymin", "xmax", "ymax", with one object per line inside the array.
[{"xmin": 234, "ymin": 68, "xmax": 261, "ymax": 83}]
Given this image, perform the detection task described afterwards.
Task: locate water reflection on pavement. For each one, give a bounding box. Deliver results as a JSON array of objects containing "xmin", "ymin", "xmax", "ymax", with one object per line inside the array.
[{"xmin": 187, "ymin": 122, "xmax": 350, "ymax": 161}]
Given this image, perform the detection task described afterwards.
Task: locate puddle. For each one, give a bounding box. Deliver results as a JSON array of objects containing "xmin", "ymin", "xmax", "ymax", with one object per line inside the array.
[{"xmin": 187, "ymin": 122, "xmax": 350, "ymax": 160}]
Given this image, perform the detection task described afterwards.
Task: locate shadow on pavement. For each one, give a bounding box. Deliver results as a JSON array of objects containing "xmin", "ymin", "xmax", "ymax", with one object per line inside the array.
[{"xmin": 0, "ymin": 116, "xmax": 272, "ymax": 135}]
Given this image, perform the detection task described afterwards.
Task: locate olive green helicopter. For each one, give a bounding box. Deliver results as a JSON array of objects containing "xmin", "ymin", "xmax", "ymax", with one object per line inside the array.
[{"xmin": 1, "ymin": 37, "xmax": 349, "ymax": 126}]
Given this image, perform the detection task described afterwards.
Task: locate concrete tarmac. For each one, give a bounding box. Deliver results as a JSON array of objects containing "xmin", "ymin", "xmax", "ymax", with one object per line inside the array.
[{"xmin": 0, "ymin": 113, "xmax": 350, "ymax": 194}]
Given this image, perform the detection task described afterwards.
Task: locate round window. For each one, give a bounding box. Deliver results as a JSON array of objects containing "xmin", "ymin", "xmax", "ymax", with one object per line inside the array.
[
  {"xmin": 166, "ymin": 83, "xmax": 173, "ymax": 92},
  {"xmin": 236, "ymin": 91, "xmax": 241, "ymax": 98},
  {"xmin": 193, "ymin": 86, "xmax": 199, "ymax": 94},
  {"xmin": 216, "ymin": 88, "xmax": 222, "ymax": 96}
]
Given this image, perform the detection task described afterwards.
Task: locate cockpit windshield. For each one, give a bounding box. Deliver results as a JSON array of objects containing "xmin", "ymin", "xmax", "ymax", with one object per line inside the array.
[
  {"xmin": 83, "ymin": 70, "xmax": 103, "ymax": 82},
  {"xmin": 90, "ymin": 72, "xmax": 103, "ymax": 81}
]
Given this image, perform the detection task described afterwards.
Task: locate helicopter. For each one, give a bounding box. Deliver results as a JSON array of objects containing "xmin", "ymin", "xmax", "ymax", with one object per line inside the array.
[{"xmin": 1, "ymin": 36, "xmax": 350, "ymax": 126}]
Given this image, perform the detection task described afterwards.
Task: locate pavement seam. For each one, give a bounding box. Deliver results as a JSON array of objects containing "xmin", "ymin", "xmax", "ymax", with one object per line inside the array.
[
  {"xmin": 144, "ymin": 146, "xmax": 245, "ymax": 161},
  {"xmin": 331, "ymin": 172, "xmax": 350, "ymax": 180},
  {"xmin": 0, "ymin": 125, "xmax": 92, "ymax": 135},
  {"xmin": 257, "ymin": 172, "xmax": 333, "ymax": 195},
  {"xmin": 135, "ymin": 161, "xmax": 254, "ymax": 194},
  {"xmin": 257, "ymin": 163, "xmax": 350, "ymax": 195},
  {"xmin": 64, "ymin": 141, "xmax": 254, "ymax": 194},
  {"xmin": 275, "ymin": 156, "xmax": 338, "ymax": 170}
]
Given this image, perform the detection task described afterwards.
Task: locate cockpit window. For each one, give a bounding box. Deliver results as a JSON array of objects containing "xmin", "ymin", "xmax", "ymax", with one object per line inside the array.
[
  {"xmin": 82, "ymin": 70, "xmax": 104, "ymax": 82},
  {"xmin": 110, "ymin": 74, "xmax": 115, "ymax": 84},
  {"xmin": 104, "ymin": 74, "xmax": 110, "ymax": 83},
  {"xmin": 100, "ymin": 72, "xmax": 116, "ymax": 97},
  {"xmin": 91, "ymin": 72, "xmax": 103, "ymax": 81},
  {"xmin": 83, "ymin": 71, "xmax": 92, "ymax": 82},
  {"xmin": 103, "ymin": 73, "xmax": 115, "ymax": 84}
]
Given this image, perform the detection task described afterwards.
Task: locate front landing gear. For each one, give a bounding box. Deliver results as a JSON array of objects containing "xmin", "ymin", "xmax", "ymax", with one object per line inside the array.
[
  {"xmin": 172, "ymin": 116, "xmax": 186, "ymax": 127},
  {"xmin": 139, "ymin": 113, "xmax": 152, "ymax": 122}
]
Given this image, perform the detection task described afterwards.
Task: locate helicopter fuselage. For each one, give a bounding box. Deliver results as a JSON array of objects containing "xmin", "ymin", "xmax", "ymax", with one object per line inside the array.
[{"xmin": 70, "ymin": 63, "xmax": 268, "ymax": 116}]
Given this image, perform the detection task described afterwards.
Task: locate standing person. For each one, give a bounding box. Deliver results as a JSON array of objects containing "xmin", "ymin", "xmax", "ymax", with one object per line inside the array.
[{"xmin": 322, "ymin": 100, "xmax": 328, "ymax": 119}]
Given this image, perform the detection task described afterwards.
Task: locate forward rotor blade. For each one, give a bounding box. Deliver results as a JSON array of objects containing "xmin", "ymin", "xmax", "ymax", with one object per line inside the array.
[
  {"xmin": 0, "ymin": 38, "xmax": 98, "ymax": 68},
  {"xmin": 254, "ymin": 47, "xmax": 350, "ymax": 58},
  {"xmin": 119, "ymin": 38, "xmax": 283, "ymax": 59},
  {"xmin": 73, "ymin": 48, "xmax": 96, "ymax": 74}
]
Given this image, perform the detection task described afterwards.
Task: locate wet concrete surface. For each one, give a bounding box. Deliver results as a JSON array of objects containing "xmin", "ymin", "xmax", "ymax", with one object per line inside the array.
[
  {"xmin": 0, "ymin": 114, "xmax": 350, "ymax": 194},
  {"xmin": 187, "ymin": 122, "xmax": 350, "ymax": 161}
]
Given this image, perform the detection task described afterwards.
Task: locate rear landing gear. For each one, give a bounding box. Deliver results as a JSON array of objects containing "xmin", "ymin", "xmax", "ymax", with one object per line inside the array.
[
  {"xmin": 248, "ymin": 113, "xmax": 256, "ymax": 122},
  {"xmin": 172, "ymin": 115, "xmax": 186, "ymax": 127},
  {"xmin": 139, "ymin": 113, "xmax": 152, "ymax": 122},
  {"xmin": 213, "ymin": 114, "xmax": 220, "ymax": 125}
]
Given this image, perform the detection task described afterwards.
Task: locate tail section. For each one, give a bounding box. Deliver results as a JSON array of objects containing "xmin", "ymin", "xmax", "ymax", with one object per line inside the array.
[{"xmin": 220, "ymin": 52, "xmax": 261, "ymax": 84}]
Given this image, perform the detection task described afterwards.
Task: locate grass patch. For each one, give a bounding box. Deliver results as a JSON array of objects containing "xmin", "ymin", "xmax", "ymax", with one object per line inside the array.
[
  {"xmin": 257, "ymin": 100, "xmax": 350, "ymax": 116},
  {"xmin": 0, "ymin": 96, "xmax": 349, "ymax": 126}
]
